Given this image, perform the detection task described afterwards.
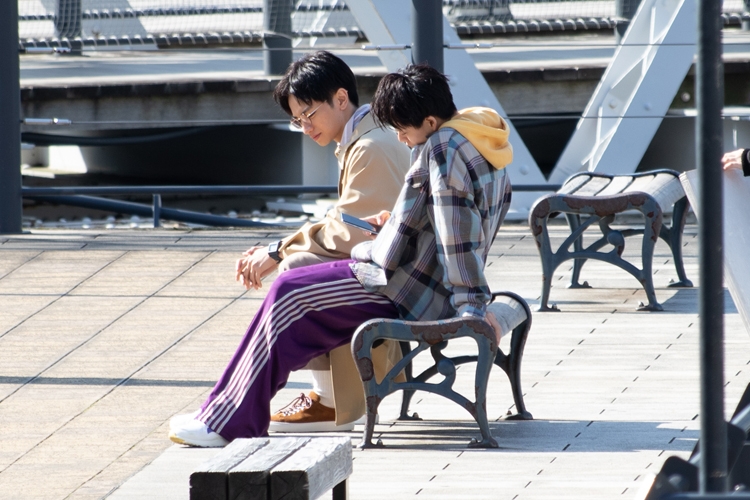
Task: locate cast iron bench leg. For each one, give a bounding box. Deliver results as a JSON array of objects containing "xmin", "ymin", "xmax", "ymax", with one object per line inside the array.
[
  {"xmin": 492, "ymin": 292, "xmax": 533, "ymax": 420},
  {"xmin": 635, "ymin": 206, "xmax": 663, "ymax": 311},
  {"xmin": 397, "ymin": 342, "xmax": 421, "ymax": 421},
  {"xmin": 565, "ymin": 213, "xmax": 591, "ymax": 289},
  {"xmin": 666, "ymin": 196, "xmax": 694, "ymax": 288},
  {"xmin": 535, "ymin": 212, "xmax": 560, "ymax": 312}
]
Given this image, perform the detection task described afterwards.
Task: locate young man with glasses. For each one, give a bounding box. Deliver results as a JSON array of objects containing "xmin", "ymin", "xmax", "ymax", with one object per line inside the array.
[{"xmin": 214, "ymin": 51, "xmax": 409, "ymax": 438}]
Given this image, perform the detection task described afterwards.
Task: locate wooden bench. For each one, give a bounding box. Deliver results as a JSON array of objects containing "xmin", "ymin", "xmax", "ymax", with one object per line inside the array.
[
  {"xmin": 351, "ymin": 291, "xmax": 532, "ymax": 449},
  {"xmin": 529, "ymin": 169, "xmax": 693, "ymax": 312},
  {"xmin": 190, "ymin": 436, "xmax": 351, "ymax": 500}
]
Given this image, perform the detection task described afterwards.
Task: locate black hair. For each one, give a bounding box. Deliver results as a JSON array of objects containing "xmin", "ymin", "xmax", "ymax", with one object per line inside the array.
[
  {"xmin": 273, "ymin": 51, "xmax": 359, "ymax": 116},
  {"xmin": 371, "ymin": 63, "xmax": 457, "ymax": 129}
]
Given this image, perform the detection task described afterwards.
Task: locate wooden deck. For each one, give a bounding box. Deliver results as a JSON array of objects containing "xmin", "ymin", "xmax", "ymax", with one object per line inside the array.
[{"xmin": 0, "ymin": 221, "xmax": 748, "ymax": 499}]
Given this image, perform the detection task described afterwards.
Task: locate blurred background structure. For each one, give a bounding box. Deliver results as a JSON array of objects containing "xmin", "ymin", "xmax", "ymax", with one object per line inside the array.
[
  {"xmin": 6, "ymin": 0, "xmax": 750, "ymax": 228},
  {"xmin": 15, "ymin": 0, "xmax": 750, "ymax": 49}
]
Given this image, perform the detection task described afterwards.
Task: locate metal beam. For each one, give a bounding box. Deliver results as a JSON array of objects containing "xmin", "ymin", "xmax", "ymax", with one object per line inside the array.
[
  {"xmin": 411, "ymin": 0, "xmax": 443, "ymax": 71},
  {"xmin": 696, "ymin": 0, "xmax": 727, "ymax": 492},
  {"xmin": 0, "ymin": 0, "xmax": 22, "ymax": 234},
  {"xmin": 263, "ymin": 0, "xmax": 293, "ymax": 75}
]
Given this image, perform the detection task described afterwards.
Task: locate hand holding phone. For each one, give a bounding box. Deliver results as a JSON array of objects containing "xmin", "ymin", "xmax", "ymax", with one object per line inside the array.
[{"xmin": 341, "ymin": 213, "xmax": 380, "ymax": 234}]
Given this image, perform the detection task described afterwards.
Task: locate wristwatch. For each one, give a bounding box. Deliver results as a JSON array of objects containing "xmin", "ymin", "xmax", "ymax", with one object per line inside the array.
[{"xmin": 267, "ymin": 241, "xmax": 283, "ymax": 263}]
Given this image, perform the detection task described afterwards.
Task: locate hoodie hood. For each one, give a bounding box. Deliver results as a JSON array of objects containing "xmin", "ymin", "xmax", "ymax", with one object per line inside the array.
[{"xmin": 439, "ymin": 107, "xmax": 513, "ymax": 170}]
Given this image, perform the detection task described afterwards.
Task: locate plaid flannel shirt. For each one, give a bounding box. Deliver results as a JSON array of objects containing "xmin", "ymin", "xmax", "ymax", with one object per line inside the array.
[{"xmin": 350, "ymin": 127, "xmax": 512, "ymax": 321}]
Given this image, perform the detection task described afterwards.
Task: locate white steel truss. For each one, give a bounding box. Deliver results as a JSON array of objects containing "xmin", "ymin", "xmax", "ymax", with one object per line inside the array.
[{"xmin": 550, "ymin": 0, "xmax": 696, "ymax": 184}]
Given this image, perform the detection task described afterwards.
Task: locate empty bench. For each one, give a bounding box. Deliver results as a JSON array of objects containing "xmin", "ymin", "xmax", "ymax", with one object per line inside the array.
[
  {"xmin": 351, "ymin": 291, "xmax": 532, "ymax": 449},
  {"xmin": 190, "ymin": 436, "xmax": 351, "ymax": 500},
  {"xmin": 529, "ymin": 169, "xmax": 693, "ymax": 312}
]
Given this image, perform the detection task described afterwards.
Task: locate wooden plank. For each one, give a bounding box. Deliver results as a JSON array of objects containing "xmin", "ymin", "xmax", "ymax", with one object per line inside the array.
[
  {"xmin": 571, "ymin": 176, "xmax": 611, "ymax": 196},
  {"xmin": 189, "ymin": 438, "xmax": 269, "ymax": 500},
  {"xmin": 270, "ymin": 437, "xmax": 352, "ymax": 500},
  {"xmin": 228, "ymin": 437, "xmax": 311, "ymax": 500},
  {"xmin": 596, "ymin": 175, "xmax": 634, "ymax": 196},
  {"xmin": 557, "ymin": 174, "xmax": 591, "ymax": 194},
  {"xmin": 621, "ymin": 174, "xmax": 656, "ymax": 193}
]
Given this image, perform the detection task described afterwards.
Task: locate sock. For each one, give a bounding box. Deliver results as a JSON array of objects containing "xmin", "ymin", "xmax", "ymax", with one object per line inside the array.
[{"xmin": 311, "ymin": 370, "xmax": 335, "ymax": 408}]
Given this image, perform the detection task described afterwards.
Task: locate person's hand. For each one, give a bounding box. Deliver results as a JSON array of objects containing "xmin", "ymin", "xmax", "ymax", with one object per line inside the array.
[
  {"xmin": 722, "ymin": 148, "xmax": 745, "ymax": 171},
  {"xmin": 235, "ymin": 246, "xmax": 277, "ymax": 290},
  {"xmin": 485, "ymin": 311, "xmax": 504, "ymax": 345},
  {"xmin": 363, "ymin": 210, "xmax": 391, "ymax": 227},
  {"xmin": 360, "ymin": 211, "xmax": 390, "ymax": 239}
]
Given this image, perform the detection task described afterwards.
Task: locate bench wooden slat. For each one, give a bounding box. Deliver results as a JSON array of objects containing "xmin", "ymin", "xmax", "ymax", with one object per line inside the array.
[
  {"xmin": 486, "ymin": 296, "xmax": 527, "ymax": 339},
  {"xmin": 632, "ymin": 172, "xmax": 685, "ymax": 211},
  {"xmin": 571, "ymin": 176, "xmax": 612, "ymax": 196},
  {"xmin": 190, "ymin": 438, "xmax": 269, "ymax": 500},
  {"xmin": 558, "ymin": 174, "xmax": 591, "ymax": 194},
  {"xmin": 270, "ymin": 437, "xmax": 352, "ymax": 500},
  {"xmin": 621, "ymin": 173, "xmax": 657, "ymax": 194},
  {"xmin": 596, "ymin": 175, "xmax": 635, "ymax": 196},
  {"xmin": 228, "ymin": 437, "xmax": 311, "ymax": 500}
]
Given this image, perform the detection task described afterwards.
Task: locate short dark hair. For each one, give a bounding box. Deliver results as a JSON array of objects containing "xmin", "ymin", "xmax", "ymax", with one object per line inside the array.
[
  {"xmin": 371, "ymin": 64, "xmax": 457, "ymax": 129},
  {"xmin": 273, "ymin": 51, "xmax": 359, "ymax": 116}
]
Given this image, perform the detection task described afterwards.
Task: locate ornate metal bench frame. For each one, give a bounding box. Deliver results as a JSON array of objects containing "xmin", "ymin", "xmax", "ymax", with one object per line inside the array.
[
  {"xmin": 529, "ymin": 169, "xmax": 693, "ymax": 312},
  {"xmin": 351, "ymin": 291, "xmax": 532, "ymax": 449}
]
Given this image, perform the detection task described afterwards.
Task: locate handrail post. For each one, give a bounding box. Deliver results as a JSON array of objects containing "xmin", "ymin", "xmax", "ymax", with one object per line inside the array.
[
  {"xmin": 411, "ymin": 0, "xmax": 444, "ymax": 72},
  {"xmin": 0, "ymin": 0, "xmax": 22, "ymax": 234},
  {"xmin": 153, "ymin": 194, "xmax": 162, "ymax": 228},
  {"xmin": 696, "ymin": 0, "xmax": 727, "ymax": 492}
]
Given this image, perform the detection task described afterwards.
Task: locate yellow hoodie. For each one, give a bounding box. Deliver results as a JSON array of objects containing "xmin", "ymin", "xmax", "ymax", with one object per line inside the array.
[{"xmin": 439, "ymin": 107, "xmax": 513, "ymax": 170}]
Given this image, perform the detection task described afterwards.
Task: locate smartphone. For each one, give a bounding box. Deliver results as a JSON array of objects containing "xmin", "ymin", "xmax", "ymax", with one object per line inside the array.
[{"xmin": 341, "ymin": 213, "xmax": 380, "ymax": 234}]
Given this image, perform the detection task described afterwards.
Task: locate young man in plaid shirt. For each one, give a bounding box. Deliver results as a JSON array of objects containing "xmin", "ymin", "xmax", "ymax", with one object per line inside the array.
[{"xmin": 170, "ymin": 63, "xmax": 514, "ymax": 447}]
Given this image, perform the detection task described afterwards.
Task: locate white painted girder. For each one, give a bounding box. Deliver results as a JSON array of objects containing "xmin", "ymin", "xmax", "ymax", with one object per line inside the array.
[{"xmin": 550, "ymin": 0, "xmax": 696, "ymax": 184}]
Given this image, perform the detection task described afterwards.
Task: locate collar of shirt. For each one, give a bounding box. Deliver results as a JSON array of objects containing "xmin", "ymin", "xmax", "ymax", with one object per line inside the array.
[{"xmin": 339, "ymin": 104, "xmax": 371, "ymax": 149}]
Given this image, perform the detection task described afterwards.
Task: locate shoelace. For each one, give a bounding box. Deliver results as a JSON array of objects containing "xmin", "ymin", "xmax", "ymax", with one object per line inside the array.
[{"xmin": 276, "ymin": 393, "xmax": 312, "ymax": 416}]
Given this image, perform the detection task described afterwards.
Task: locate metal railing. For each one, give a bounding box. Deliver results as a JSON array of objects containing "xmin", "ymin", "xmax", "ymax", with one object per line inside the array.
[
  {"xmin": 20, "ymin": 184, "xmax": 560, "ymax": 229},
  {"xmin": 21, "ymin": 185, "xmax": 338, "ymax": 228}
]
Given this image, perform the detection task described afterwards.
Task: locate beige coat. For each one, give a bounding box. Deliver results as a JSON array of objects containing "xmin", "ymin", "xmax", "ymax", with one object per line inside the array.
[
  {"xmin": 278, "ymin": 113, "xmax": 410, "ymax": 260},
  {"xmin": 277, "ymin": 112, "xmax": 410, "ymax": 424}
]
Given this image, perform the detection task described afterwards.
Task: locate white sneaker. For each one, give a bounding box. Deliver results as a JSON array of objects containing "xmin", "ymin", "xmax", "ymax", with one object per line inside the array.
[
  {"xmin": 169, "ymin": 411, "xmax": 199, "ymax": 432},
  {"xmin": 169, "ymin": 418, "xmax": 229, "ymax": 448}
]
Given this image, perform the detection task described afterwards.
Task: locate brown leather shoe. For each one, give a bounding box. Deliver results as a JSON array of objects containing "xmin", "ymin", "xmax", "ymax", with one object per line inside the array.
[{"xmin": 269, "ymin": 392, "xmax": 354, "ymax": 432}]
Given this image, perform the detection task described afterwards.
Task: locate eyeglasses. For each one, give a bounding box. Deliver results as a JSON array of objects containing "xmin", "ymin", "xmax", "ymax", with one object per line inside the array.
[{"xmin": 290, "ymin": 103, "xmax": 324, "ymax": 129}]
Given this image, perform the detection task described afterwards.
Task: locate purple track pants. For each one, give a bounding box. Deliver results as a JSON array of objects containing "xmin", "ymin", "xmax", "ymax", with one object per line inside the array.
[{"xmin": 197, "ymin": 259, "xmax": 398, "ymax": 440}]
